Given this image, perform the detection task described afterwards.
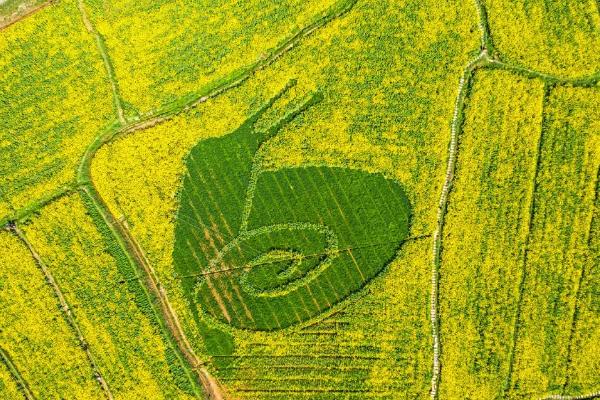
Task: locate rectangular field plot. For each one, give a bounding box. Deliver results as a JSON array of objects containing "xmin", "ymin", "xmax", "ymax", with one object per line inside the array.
[
  {"xmin": 439, "ymin": 69, "xmax": 545, "ymax": 399},
  {"xmin": 20, "ymin": 193, "xmax": 201, "ymax": 399},
  {"xmin": 0, "ymin": 231, "xmax": 103, "ymax": 399},
  {"xmin": 0, "ymin": 0, "xmax": 113, "ymax": 221},
  {"xmin": 508, "ymin": 85, "xmax": 600, "ymax": 398}
]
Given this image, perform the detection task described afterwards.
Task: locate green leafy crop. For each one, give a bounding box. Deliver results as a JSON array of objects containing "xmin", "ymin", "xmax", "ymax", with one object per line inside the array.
[{"xmin": 173, "ymin": 83, "xmax": 410, "ymax": 331}]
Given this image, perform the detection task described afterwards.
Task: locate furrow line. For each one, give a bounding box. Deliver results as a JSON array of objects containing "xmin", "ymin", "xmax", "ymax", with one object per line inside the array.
[
  {"xmin": 429, "ymin": 1, "xmax": 491, "ymax": 396},
  {"xmin": 429, "ymin": 60, "xmax": 475, "ymax": 400},
  {"xmin": 0, "ymin": 346, "xmax": 36, "ymax": 400},
  {"xmin": 561, "ymin": 165, "xmax": 600, "ymax": 395},
  {"xmin": 76, "ymin": 2, "xmax": 359, "ymax": 398},
  {"xmin": 501, "ymin": 83, "xmax": 549, "ymax": 399},
  {"xmin": 79, "ymin": 185, "xmax": 209, "ymax": 399}
]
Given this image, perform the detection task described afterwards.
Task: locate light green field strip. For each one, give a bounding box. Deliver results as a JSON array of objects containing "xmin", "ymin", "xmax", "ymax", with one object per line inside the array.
[
  {"xmin": 482, "ymin": 0, "xmax": 600, "ymax": 78},
  {"xmin": 20, "ymin": 193, "xmax": 203, "ymax": 399},
  {"xmin": 0, "ymin": 0, "xmax": 114, "ymax": 222},
  {"xmin": 438, "ymin": 69, "xmax": 545, "ymax": 399},
  {"xmin": 508, "ymin": 86, "xmax": 600, "ymax": 399},
  {"xmin": 0, "ymin": 230, "xmax": 104, "ymax": 399}
]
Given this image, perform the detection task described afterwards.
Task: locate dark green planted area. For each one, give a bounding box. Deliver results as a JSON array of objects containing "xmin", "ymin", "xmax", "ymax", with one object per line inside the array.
[{"xmin": 173, "ymin": 84, "xmax": 410, "ymax": 333}]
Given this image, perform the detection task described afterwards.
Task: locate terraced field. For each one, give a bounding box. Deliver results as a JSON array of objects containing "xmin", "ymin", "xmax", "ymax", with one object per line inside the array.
[{"xmin": 1, "ymin": 0, "xmax": 598, "ymax": 399}]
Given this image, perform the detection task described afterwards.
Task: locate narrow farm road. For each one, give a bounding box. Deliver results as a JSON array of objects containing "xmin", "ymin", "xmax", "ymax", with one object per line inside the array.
[
  {"xmin": 77, "ymin": 0, "xmax": 126, "ymax": 125},
  {"xmin": 429, "ymin": 1, "xmax": 490, "ymax": 397}
]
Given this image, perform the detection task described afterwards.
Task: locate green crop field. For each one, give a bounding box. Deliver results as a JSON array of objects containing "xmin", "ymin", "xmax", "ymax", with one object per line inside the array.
[{"xmin": 1, "ymin": 0, "xmax": 598, "ymax": 399}]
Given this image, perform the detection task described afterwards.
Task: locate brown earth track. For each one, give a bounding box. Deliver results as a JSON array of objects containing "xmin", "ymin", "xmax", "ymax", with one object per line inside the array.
[
  {"xmin": 81, "ymin": 185, "xmax": 227, "ymax": 400},
  {"xmin": 0, "ymin": 0, "xmax": 55, "ymax": 31}
]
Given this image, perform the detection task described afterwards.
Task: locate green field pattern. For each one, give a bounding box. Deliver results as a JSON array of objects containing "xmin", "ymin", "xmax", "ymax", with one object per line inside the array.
[{"xmin": 173, "ymin": 90, "xmax": 410, "ymax": 333}]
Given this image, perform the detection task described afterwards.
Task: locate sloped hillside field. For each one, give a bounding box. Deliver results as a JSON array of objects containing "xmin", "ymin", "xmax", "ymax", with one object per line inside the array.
[{"xmin": 1, "ymin": 0, "xmax": 599, "ymax": 399}]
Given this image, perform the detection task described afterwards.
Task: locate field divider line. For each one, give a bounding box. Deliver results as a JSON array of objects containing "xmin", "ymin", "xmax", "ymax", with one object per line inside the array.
[
  {"xmin": 77, "ymin": 0, "xmax": 126, "ymax": 125},
  {"xmin": 79, "ymin": 185, "xmax": 211, "ymax": 399},
  {"xmin": 10, "ymin": 224, "xmax": 115, "ymax": 400},
  {"xmin": 93, "ymin": 0, "xmax": 357, "ymax": 146},
  {"xmin": 0, "ymin": 184, "xmax": 78, "ymax": 228},
  {"xmin": 501, "ymin": 83, "xmax": 549, "ymax": 399},
  {"xmin": 429, "ymin": 2, "xmax": 498, "ymax": 397},
  {"xmin": 0, "ymin": 346, "xmax": 36, "ymax": 400},
  {"xmin": 429, "ymin": 45, "xmax": 489, "ymax": 398},
  {"xmin": 74, "ymin": 2, "xmax": 359, "ymax": 398},
  {"xmin": 561, "ymin": 165, "xmax": 600, "ymax": 395},
  {"xmin": 484, "ymin": 60, "xmax": 600, "ymax": 87}
]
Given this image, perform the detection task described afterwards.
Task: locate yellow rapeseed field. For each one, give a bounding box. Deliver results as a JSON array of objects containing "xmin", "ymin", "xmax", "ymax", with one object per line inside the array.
[{"xmin": 1, "ymin": 0, "xmax": 599, "ymax": 398}]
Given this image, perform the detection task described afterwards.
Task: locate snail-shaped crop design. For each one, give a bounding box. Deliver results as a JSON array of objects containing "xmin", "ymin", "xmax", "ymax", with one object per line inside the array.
[{"xmin": 173, "ymin": 82, "xmax": 411, "ymax": 331}]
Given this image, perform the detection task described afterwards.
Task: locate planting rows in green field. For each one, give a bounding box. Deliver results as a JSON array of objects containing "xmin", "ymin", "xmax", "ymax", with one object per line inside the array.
[{"xmin": 174, "ymin": 87, "xmax": 410, "ymax": 335}]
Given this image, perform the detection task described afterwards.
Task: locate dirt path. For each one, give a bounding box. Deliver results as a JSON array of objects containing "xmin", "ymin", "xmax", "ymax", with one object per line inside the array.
[
  {"xmin": 77, "ymin": 0, "xmax": 126, "ymax": 125},
  {"xmin": 0, "ymin": 0, "xmax": 54, "ymax": 31},
  {"xmin": 117, "ymin": 216, "xmax": 226, "ymax": 400},
  {"xmin": 429, "ymin": 2, "xmax": 492, "ymax": 398},
  {"xmin": 11, "ymin": 225, "xmax": 114, "ymax": 400}
]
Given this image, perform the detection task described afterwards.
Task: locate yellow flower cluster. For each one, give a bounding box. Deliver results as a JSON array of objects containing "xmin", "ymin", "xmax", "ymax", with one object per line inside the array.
[
  {"xmin": 0, "ymin": 357, "xmax": 28, "ymax": 400},
  {"xmin": 90, "ymin": 0, "xmax": 480, "ymax": 396},
  {"xmin": 439, "ymin": 69, "xmax": 545, "ymax": 398},
  {"xmin": 83, "ymin": 0, "xmax": 338, "ymax": 115},
  {"xmin": 509, "ymin": 85, "xmax": 600, "ymax": 398},
  {"xmin": 485, "ymin": 0, "xmax": 600, "ymax": 77}
]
